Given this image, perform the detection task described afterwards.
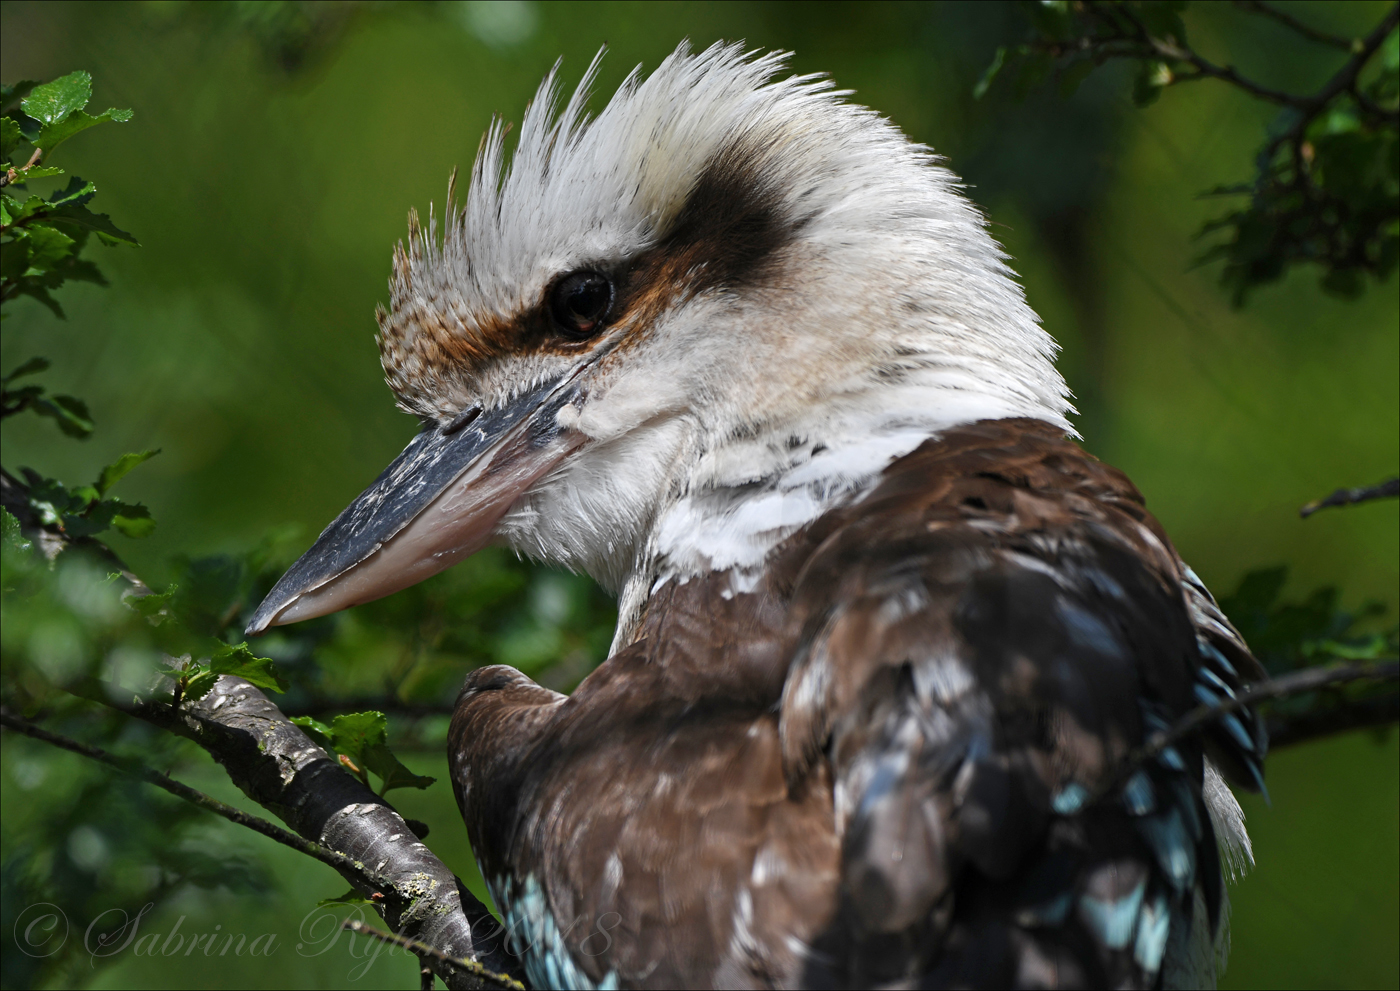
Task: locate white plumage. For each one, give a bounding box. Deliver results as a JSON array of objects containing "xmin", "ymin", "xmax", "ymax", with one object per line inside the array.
[{"xmin": 383, "ymin": 43, "xmax": 1074, "ymax": 646}]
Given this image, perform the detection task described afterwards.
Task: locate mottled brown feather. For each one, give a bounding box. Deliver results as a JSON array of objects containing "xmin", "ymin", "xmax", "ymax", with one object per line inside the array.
[{"xmin": 449, "ymin": 418, "xmax": 1265, "ymax": 989}]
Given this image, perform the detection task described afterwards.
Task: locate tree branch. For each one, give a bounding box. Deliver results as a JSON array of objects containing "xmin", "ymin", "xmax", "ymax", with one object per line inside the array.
[
  {"xmin": 1148, "ymin": 660, "xmax": 1397, "ymax": 761},
  {"xmin": 71, "ymin": 675, "xmax": 525, "ymax": 990},
  {"xmin": 1266, "ymin": 690, "xmax": 1399, "ymax": 748},
  {"xmin": 1092, "ymin": 660, "xmax": 1399, "ymax": 803},
  {"xmin": 1233, "ymin": 0, "xmax": 1358, "ymax": 52},
  {"xmin": 342, "ymin": 918, "xmax": 524, "ymax": 991},
  {"xmin": 1137, "ymin": 35, "xmax": 1303, "ymax": 107},
  {"xmin": 6, "ymin": 456, "xmax": 525, "ymax": 987},
  {"xmin": 1300, "ymin": 476, "xmax": 1400, "ymax": 517},
  {"xmin": 1301, "ymin": 4, "xmax": 1400, "ymax": 115},
  {"xmin": 0, "ymin": 707, "xmax": 360, "ymax": 876},
  {"xmin": 1068, "ymin": 1, "xmax": 1400, "ymax": 126}
]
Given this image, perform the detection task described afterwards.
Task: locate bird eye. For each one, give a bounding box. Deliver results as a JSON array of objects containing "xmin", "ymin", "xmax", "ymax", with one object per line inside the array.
[{"xmin": 550, "ymin": 272, "xmax": 613, "ymax": 338}]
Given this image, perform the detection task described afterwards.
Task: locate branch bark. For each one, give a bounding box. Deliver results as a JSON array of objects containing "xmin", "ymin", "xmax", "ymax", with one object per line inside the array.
[{"xmin": 76, "ymin": 674, "xmax": 525, "ymax": 990}]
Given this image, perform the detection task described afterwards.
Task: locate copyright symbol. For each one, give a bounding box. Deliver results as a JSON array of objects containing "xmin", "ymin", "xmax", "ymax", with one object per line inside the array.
[{"xmin": 14, "ymin": 902, "xmax": 69, "ymax": 958}]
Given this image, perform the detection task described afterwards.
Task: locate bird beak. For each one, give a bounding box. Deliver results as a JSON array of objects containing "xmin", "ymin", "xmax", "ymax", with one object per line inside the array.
[{"xmin": 245, "ymin": 371, "xmax": 585, "ymax": 635}]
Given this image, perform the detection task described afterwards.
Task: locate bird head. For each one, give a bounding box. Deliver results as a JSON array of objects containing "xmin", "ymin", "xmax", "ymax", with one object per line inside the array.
[{"xmin": 247, "ymin": 42, "xmax": 1072, "ymax": 642}]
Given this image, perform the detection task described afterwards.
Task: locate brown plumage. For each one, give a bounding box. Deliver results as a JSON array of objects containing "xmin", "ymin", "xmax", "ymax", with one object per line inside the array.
[{"xmin": 449, "ymin": 419, "xmax": 1266, "ymax": 989}]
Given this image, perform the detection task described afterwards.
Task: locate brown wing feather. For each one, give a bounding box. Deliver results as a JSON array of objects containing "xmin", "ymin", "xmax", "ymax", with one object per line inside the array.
[{"xmin": 449, "ymin": 418, "xmax": 1265, "ymax": 989}]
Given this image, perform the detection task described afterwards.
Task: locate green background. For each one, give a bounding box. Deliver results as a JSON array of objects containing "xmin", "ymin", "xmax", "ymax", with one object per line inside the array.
[{"xmin": 1, "ymin": 1, "xmax": 1396, "ymax": 988}]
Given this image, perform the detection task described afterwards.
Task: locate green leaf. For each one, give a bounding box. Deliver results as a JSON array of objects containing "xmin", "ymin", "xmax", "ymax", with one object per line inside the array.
[
  {"xmin": 32, "ymin": 393, "xmax": 93, "ymax": 438},
  {"xmin": 1378, "ymin": 23, "xmax": 1399, "ymax": 74},
  {"xmin": 58, "ymin": 256, "xmax": 107, "ymax": 287},
  {"xmin": 49, "ymin": 202, "xmax": 138, "ymax": 246},
  {"xmin": 316, "ymin": 888, "xmax": 373, "ymax": 908},
  {"xmin": 183, "ymin": 669, "xmax": 220, "ymax": 702},
  {"xmin": 13, "ymin": 166, "xmax": 64, "ymax": 182},
  {"xmin": 290, "ymin": 715, "xmax": 335, "ymax": 751},
  {"xmin": 129, "ymin": 585, "xmax": 178, "ymax": 620},
  {"xmin": 96, "ymin": 449, "xmax": 159, "ymax": 496},
  {"xmin": 1221, "ymin": 566, "xmax": 1288, "ymax": 618},
  {"xmin": 0, "ymin": 236, "xmax": 28, "ymax": 280},
  {"xmin": 2, "ymin": 356, "xmax": 50, "ymax": 383},
  {"xmin": 1, "ymin": 508, "xmax": 31, "ymax": 553},
  {"xmin": 320, "ymin": 710, "xmax": 433, "ymax": 793},
  {"xmin": 35, "ymin": 106, "xmax": 134, "ymax": 157},
  {"xmin": 1027, "ymin": 0, "xmax": 1074, "ymax": 41},
  {"xmin": 2, "ymin": 193, "xmax": 47, "ymax": 226},
  {"xmin": 1132, "ymin": 61, "xmax": 1174, "ymax": 107},
  {"xmin": 44, "ymin": 175, "xmax": 95, "ymax": 209},
  {"xmin": 208, "ymin": 643, "xmax": 289, "ymax": 694},
  {"xmin": 1014, "ymin": 50, "xmax": 1056, "ymax": 99},
  {"xmin": 63, "ymin": 501, "xmax": 116, "ymax": 538},
  {"xmin": 1, "ymin": 80, "xmax": 40, "ymax": 114},
  {"xmin": 362, "ymin": 743, "xmax": 436, "ymax": 794},
  {"xmin": 8, "ymin": 388, "xmax": 90, "ymax": 438},
  {"xmin": 108, "ymin": 501, "xmax": 155, "ymax": 538},
  {"xmin": 1, "ymin": 116, "xmax": 22, "ymax": 159},
  {"xmin": 1135, "ymin": 2, "xmax": 1188, "ymax": 45},
  {"xmin": 327, "ymin": 711, "xmax": 389, "ymax": 765},
  {"xmin": 15, "ymin": 224, "xmax": 76, "ymax": 273},
  {"xmin": 1311, "ymin": 635, "xmax": 1391, "ymax": 661},
  {"xmin": 974, "ymin": 46, "xmax": 1008, "ymax": 100},
  {"xmin": 1058, "ymin": 58, "xmax": 1096, "ymax": 99},
  {"xmin": 20, "ymin": 71, "xmax": 92, "ymax": 126}
]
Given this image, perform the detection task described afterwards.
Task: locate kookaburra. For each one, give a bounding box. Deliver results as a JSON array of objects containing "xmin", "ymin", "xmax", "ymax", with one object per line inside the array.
[{"xmin": 249, "ymin": 43, "xmax": 1266, "ymax": 990}]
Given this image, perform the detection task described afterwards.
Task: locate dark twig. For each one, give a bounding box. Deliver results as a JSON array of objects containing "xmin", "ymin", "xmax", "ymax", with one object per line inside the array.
[
  {"xmin": 1145, "ymin": 660, "xmax": 1397, "ymax": 763},
  {"xmin": 1258, "ymin": 2, "xmax": 1400, "ymax": 165},
  {"xmin": 342, "ymin": 919, "xmax": 524, "ymax": 991},
  {"xmin": 1300, "ymin": 477, "xmax": 1400, "ymax": 517},
  {"xmin": 1233, "ymin": 0, "xmax": 1358, "ymax": 52},
  {"xmin": 1267, "ymin": 690, "xmax": 1399, "ymax": 748},
  {"xmin": 1126, "ymin": 1, "xmax": 1400, "ymax": 122},
  {"xmin": 1300, "ymin": 4, "xmax": 1400, "ymax": 115},
  {"xmin": 0, "ymin": 147, "xmax": 43, "ymax": 190},
  {"xmin": 0, "ymin": 707, "xmax": 361, "ymax": 876},
  {"xmin": 1092, "ymin": 661, "xmax": 1399, "ymax": 803},
  {"xmin": 1134, "ymin": 36, "xmax": 1301, "ymax": 107}
]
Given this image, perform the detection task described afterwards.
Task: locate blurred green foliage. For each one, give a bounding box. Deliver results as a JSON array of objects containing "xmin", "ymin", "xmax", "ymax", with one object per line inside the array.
[
  {"xmin": 0, "ymin": 2, "xmax": 1395, "ymax": 989},
  {"xmin": 2, "ymin": 71, "xmax": 138, "ymax": 317},
  {"xmin": 979, "ymin": 0, "xmax": 1400, "ymax": 304},
  {"xmin": 1222, "ymin": 565, "xmax": 1399, "ymax": 675},
  {"xmin": 0, "ymin": 44, "xmax": 615, "ymax": 986}
]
